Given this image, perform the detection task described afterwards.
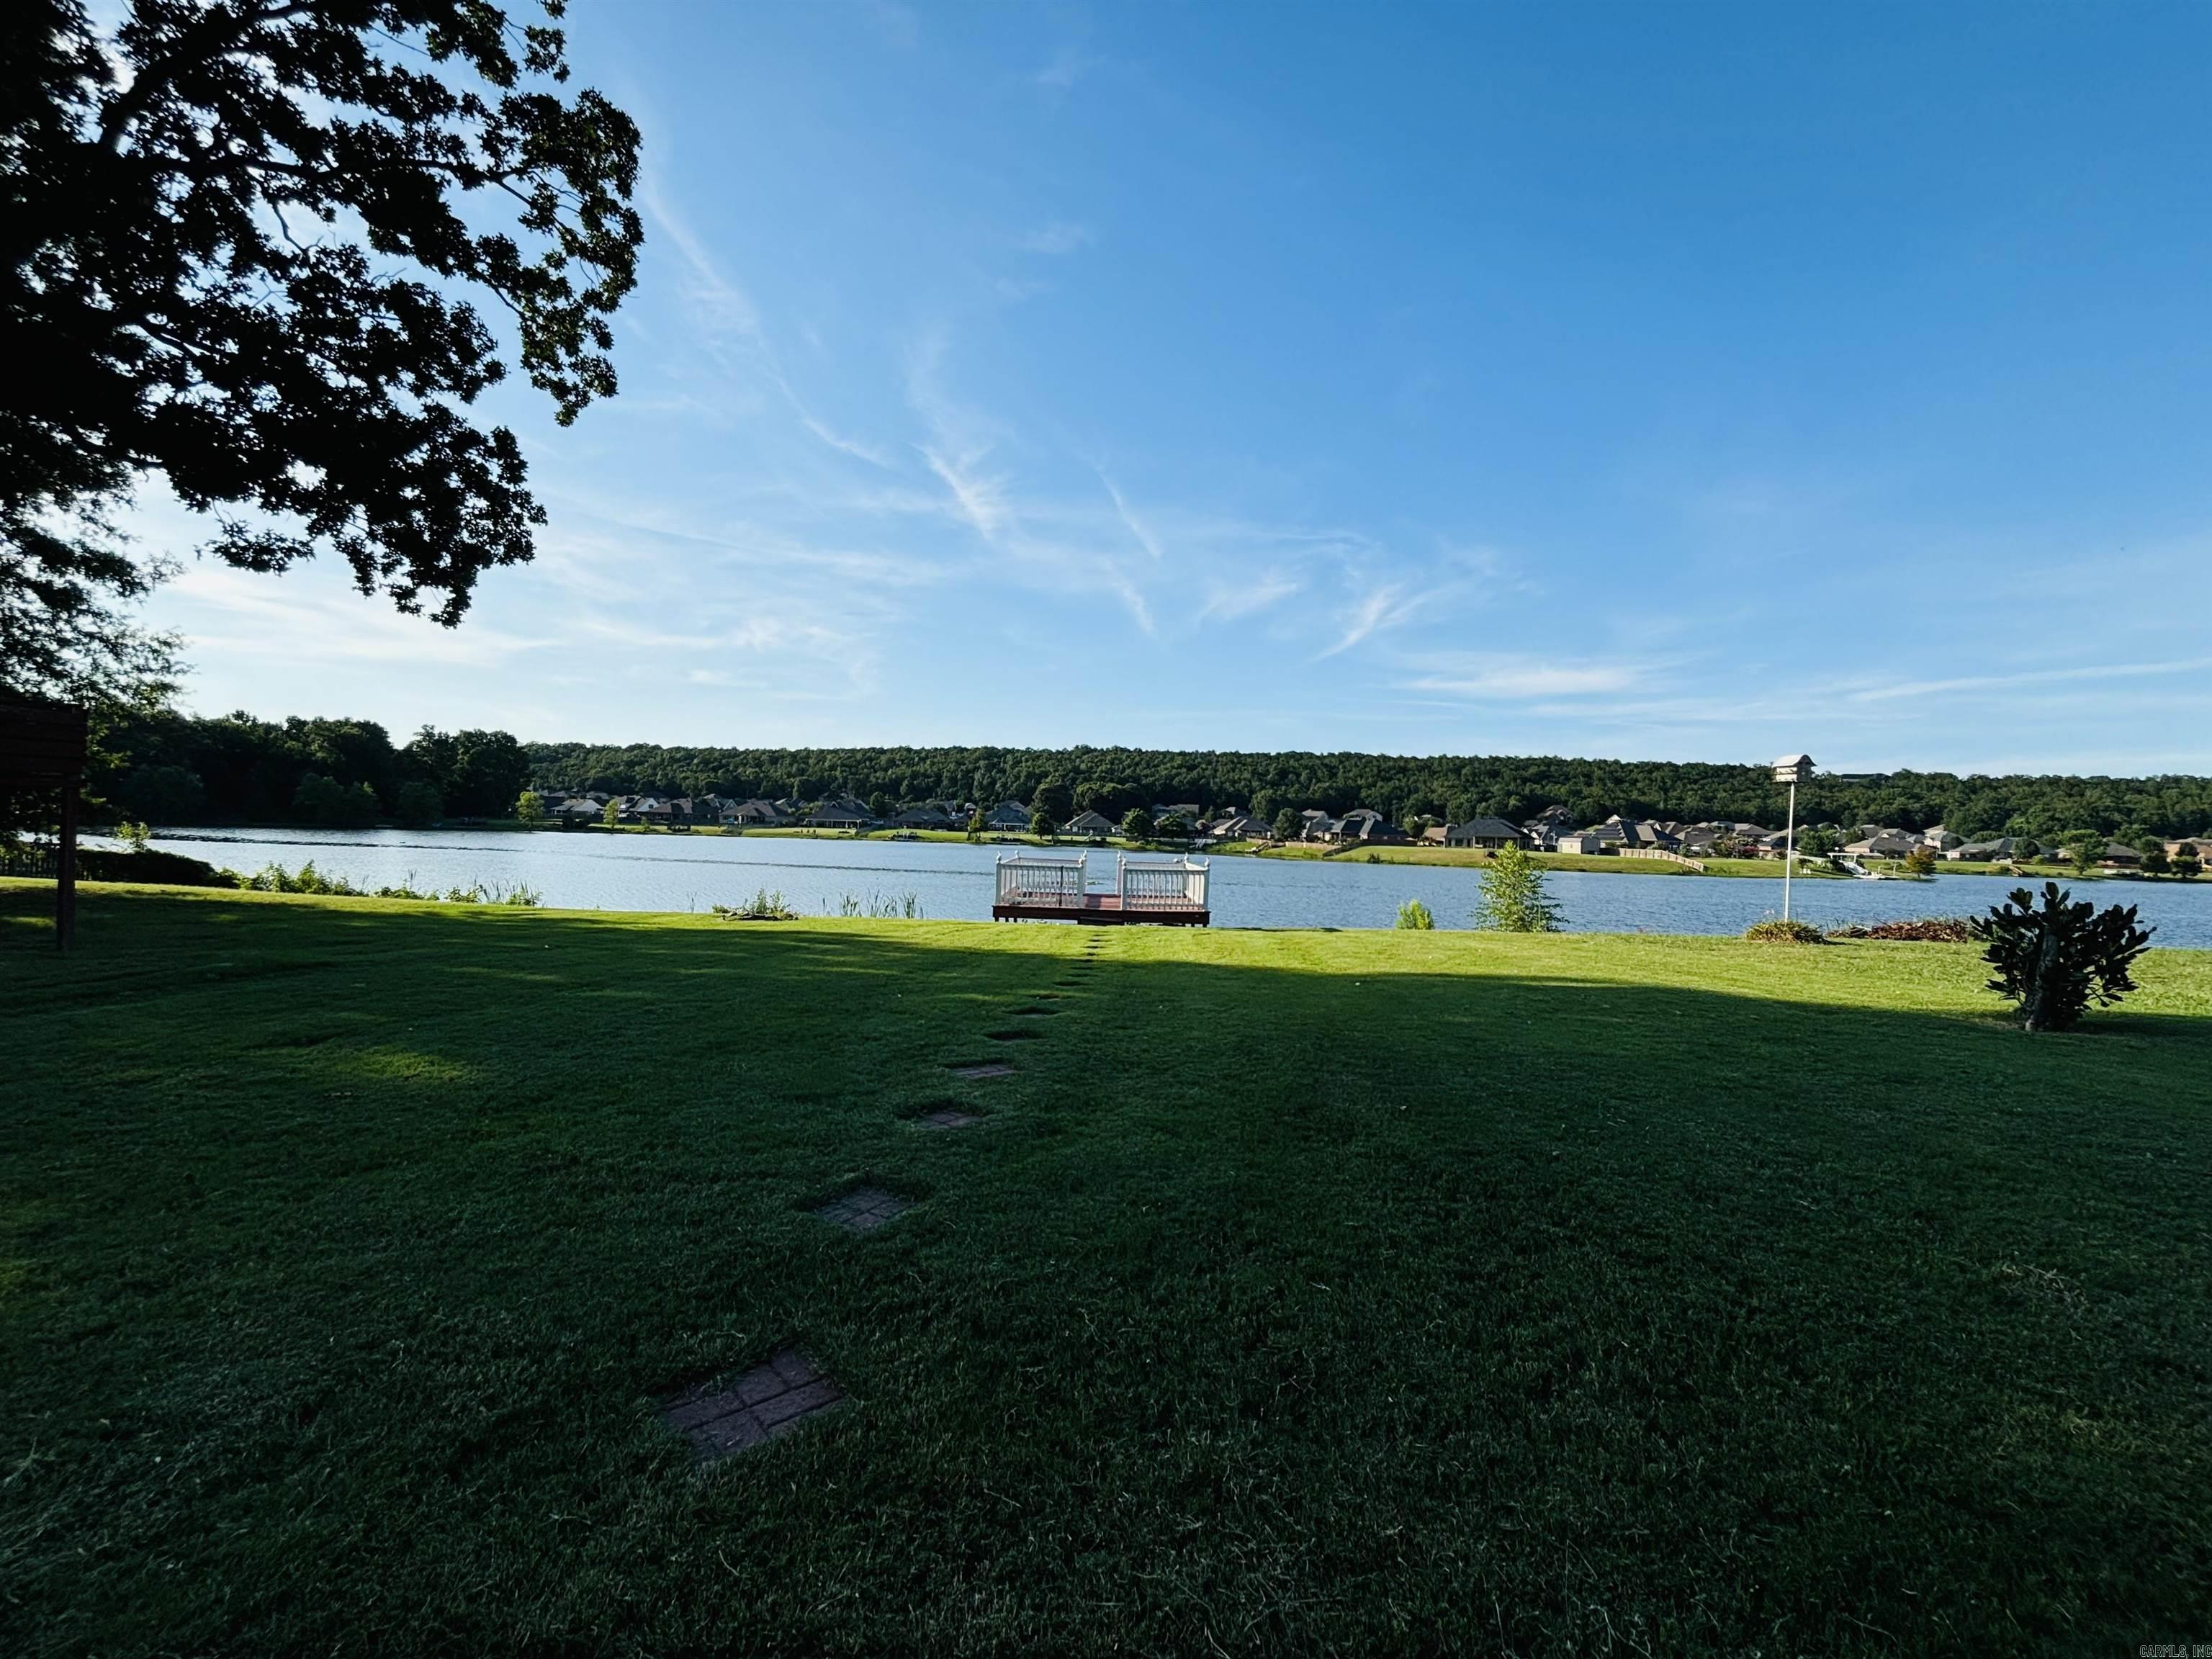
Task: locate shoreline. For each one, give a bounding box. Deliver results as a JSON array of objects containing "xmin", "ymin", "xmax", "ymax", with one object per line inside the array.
[
  {"xmin": 9, "ymin": 877, "xmax": 2212, "ymax": 949},
  {"xmin": 102, "ymin": 819, "xmax": 2177, "ymax": 885}
]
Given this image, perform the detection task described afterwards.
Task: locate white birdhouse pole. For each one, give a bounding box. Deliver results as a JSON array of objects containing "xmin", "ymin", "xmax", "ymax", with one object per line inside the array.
[
  {"xmin": 1773, "ymin": 755, "xmax": 1812, "ymax": 922},
  {"xmin": 1782, "ymin": 777, "xmax": 1798, "ymax": 922}
]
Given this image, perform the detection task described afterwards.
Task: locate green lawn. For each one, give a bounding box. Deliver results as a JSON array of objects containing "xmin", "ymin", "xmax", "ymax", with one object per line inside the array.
[{"xmin": 4, "ymin": 883, "xmax": 2208, "ymax": 1655}]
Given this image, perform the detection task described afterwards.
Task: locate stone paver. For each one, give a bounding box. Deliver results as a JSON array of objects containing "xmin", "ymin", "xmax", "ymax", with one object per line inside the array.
[
  {"xmin": 950, "ymin": 1061, "xmax": 1015, "ymax": 1079},
  {"xmin": 917, "ymin": 1107, "xmax": 979, "ymax": 1129},
  {"xmin": 662, "ymin": 1349, "xmax": 845, "ymax": 1460},
  {"xmin": 811, "ymin": 1185, "xmax": 911, "ymax": 1231}
]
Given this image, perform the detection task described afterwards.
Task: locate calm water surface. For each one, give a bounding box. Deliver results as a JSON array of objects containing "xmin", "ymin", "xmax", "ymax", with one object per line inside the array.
[{"xmin": 132, "ymin": 827, "xmax": 2212, "ymax": 947}]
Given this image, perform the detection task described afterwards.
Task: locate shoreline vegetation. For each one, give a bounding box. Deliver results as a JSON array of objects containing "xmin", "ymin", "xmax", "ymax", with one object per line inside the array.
[{"xmin": 102, "ymin": 816, "xmax": 2185, "ymax": 884}]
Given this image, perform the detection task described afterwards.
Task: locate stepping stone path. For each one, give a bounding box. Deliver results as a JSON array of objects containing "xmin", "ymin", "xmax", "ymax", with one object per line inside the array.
[
  {"xmin": 662, "ymin": 1349, "xmax": 844, "ymax": 1460},
  {"xmin": 917, "ymin": 1107, "xmax": 979, "ymax": 1130},
  {"xmin": 950, "ymin": 1061, "xmax": 1015, "ymax": 1079},
  {"xmin": 812, "ymin": 1185, "xmax": 911, "ymax": 1232}
]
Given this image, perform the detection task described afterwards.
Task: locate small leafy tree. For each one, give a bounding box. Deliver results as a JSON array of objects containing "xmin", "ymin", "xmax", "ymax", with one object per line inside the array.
[
  {"xmin": 1120, "ymin": 806, "xmax": 1156, "ymax": 842},
  {"xmin": 1969, "ymin": 883, "xmax": 2154, "ymax": 1033},
  {"xmin": 1474, "ymin": 842, "xmax": 1562, "ymax": 932},
  {"xmin": 2137, "ymin": 838, "xmax": 2170, "ymax": 876},
  {"xmin": 2174, "ymin": 845, "xmax": 2202, "ymax": 881},
  {"xmin": 515, "ymin": 790, "xmax": 546, "ymax": 825},
  {"xmin": 2067, "ymin": 832, "xmax": 2103, "ymax": 876},
  {"xmin": 1902, "ymin": 844, "xmax": 1938, "ymax": 878},
  {"xmin": 1272, "ymin": 807, "xmax": 1301, "ymax": 842},
  {"xmin": 966, "ymin": 808, "xmax": 985, "ymax": 841},
  {"xmin": 601, "ymin": 798, "xmax": 621, "ymax": 829},
  {"xmin": 1395, "ymin": 899, "xmax": 1435, "ymax": 930},
  {"xmin": 1030, "ymin": 808, "xmax": 1057, "ymax": 841}
]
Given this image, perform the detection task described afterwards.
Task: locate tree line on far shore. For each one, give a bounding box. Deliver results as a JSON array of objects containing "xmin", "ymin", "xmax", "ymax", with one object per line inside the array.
[
  {"xmin": 78, "ymin": 710, "xmax": 531, "ymax": 827},
  {"xmin": 35, "ymin": 717, "xmax": 2212, "ymax": 843},
  {"xmin": 526, "ymin": 739, "xmax": 2212, "ymax": 844}
]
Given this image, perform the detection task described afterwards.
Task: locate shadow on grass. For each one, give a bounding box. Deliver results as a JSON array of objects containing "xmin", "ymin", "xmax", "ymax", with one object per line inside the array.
[{"xmin": 1, "ymin": 886, "xmax": 2209, "ymax": 1655}]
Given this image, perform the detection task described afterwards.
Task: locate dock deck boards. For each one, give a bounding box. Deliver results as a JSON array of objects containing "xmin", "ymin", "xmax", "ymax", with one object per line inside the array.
[{"xmin": 992, "ymin": 894, "xmax": 1209, "ymax": 926}]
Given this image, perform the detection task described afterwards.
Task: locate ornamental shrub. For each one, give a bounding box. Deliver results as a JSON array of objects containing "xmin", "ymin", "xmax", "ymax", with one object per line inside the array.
[{"xmin": 1969, "ymin": 882, "xmax": 2154, "ymax": 1032}]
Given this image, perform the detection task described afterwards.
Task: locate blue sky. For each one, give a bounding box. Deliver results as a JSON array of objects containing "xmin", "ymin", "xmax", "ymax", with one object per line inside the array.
[{"xmin": 136, "ymin": 1, "xmax": 2212, "ymax": 773}]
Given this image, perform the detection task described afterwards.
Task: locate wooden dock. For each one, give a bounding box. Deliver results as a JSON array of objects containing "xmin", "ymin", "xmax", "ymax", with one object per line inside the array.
[
  {"xmin": 991, "ymin": 892, "xmax": 1208, "ymax": 925},
  {"xmin": 993, "ymin": 853, "xmax": 1211, "ymax": 927}
]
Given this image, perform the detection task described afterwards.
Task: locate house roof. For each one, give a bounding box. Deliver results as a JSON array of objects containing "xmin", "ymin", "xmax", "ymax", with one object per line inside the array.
[{"xmin": 1452, "ymin": 817, "xmax": 1524, "ymax": 839}]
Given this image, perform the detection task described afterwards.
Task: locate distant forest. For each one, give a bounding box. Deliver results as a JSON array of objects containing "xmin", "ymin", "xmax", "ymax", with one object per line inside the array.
[
  {"xmin": 526, "ymin": 740, "xmax": 2212, "ymax": 842},
  {"xmin": 52, "ymin": 714, "xmax": 2212, "ymax": 840}
]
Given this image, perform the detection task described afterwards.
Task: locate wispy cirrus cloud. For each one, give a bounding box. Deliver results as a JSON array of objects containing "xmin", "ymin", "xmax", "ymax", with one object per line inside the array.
[
  {"xmin": 1321, "ymin": 581, "xmax": 1430, "ymax": 657},
  {"xmin": 1842, "ymin": 656, "xmax": 2212, "ymax": 703},
  {"xmin": 162, "ymin": 564, "xmax": 553, "ymax": 666},
  {"xmin": 1099, "ymin": 472, "xmax": 1164, "ymax": 560},
  {"xmin": 920, "ymin": 445, "xmax": 1013, "ymax": 541},
  {"xmin": 1020, "ymin": 220, "xmax": 1093, "ymax": 255},
  {"xmin": 639, "ymin": 173, "xmax": 896, "ymax": 468},
  {"xmin": 1034, "ymin": 44, "xmax": 1099, "ymax": 93},
  {"xmin": 1401, "ymin": 652, "xmax": 1651, "ymax": 701},
  {"xmin": 1199, "ymin": 571, "xmax": 1303, "ymax": 622}
]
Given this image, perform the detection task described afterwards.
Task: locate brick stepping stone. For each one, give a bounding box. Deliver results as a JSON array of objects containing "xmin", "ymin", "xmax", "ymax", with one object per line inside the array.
[
  {"xmin": 662, "ymin": 1349, "xmax": 844, "ymax": 1460},
  {"xmin": 917, "ymin": 1107, "xmax": 979, "ymax": 1130},
  {"xmin": 812, "ymin": 1186, "xmax": 911, "ymax": 1232},
  {"xmin": 950, "ymin": 1061, "xmax": 1014, "ymax": 1079}
]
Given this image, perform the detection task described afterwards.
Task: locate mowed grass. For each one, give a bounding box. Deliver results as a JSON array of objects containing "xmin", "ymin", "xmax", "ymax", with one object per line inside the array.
[{"xmin": 2, "ymin": 884, "xmax": 2209, "ymax": 1656}]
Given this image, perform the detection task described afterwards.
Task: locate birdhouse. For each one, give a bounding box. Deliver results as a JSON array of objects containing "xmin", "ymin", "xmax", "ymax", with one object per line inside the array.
[{"xmin": 1772, "ymin": 753, "xmax": 1813, "ymax": 784}]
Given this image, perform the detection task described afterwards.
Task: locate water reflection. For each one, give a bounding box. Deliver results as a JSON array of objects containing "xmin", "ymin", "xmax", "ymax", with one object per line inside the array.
[{"xmin": 132, "ymin": 826, "xmax": 2212, "ymax": 948}]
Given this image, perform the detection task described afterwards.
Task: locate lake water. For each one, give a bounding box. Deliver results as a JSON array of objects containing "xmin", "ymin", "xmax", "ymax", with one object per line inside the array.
[{"xmin": 122, "ymin": 827, "xmax": 2212, "ymax": 947}]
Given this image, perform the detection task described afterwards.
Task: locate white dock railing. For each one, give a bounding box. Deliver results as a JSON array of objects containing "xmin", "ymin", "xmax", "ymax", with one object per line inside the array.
[
  {"xmin": 1618, "ymin": 848, "xmax": 1706, "ymax": 872},
  {"xmin": 996, "ymin": 854, "xmax": 1087, "ymax": 906},
  {"xmin": 1118, "ymin": 855, "xmax": 1209, "ymax": 911}
]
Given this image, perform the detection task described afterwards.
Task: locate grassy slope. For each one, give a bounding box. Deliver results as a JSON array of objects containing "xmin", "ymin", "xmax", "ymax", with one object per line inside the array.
[{"xmin": 2, "ymin": 883, "xmax": 2208, "ymax": 1655}]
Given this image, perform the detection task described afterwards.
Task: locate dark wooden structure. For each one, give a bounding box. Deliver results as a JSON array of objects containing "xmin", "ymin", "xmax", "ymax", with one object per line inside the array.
[
  {"xmin": 0, "ymin": 698, "xmax": 89, "ymax": 949},
  {"xmin": 989, "ymin": 892, "xmax": 1210, "ymax": 926}
]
